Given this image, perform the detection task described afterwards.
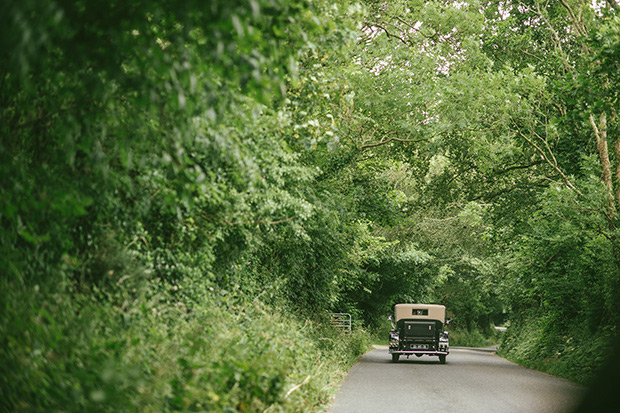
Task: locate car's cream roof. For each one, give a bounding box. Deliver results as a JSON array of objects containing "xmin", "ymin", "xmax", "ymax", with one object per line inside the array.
[{"xmin": 394, "ymin": 303, "xmax": 446, "ymax": 323}]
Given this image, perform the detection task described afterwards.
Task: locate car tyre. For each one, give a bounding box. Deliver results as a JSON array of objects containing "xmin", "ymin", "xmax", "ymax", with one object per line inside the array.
[
  {"xmin": 439, "ymin": 354, "xmax": 446, "ymax": 364},
  {"xmin": 392, "ymin": 354, "xmax": 400, "ymax": 362}
]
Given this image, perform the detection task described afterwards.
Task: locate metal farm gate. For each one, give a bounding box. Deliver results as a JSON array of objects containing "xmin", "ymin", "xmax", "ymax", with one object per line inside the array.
[{"xmin": 330, "ymin": 313, "xmax": 352, "ymax": 333}]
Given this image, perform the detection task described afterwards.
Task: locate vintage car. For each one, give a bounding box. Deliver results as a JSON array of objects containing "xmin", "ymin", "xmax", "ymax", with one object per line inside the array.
[{"xmin": 388, "ymin": 303, "xmax": 450, "ymax": 363}]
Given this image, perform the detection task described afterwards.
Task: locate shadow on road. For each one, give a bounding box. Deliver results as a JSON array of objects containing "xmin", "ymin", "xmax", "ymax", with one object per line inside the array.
[{"xmin": 363, "ymin": 357, "xmax": 445, "ymax": 365}]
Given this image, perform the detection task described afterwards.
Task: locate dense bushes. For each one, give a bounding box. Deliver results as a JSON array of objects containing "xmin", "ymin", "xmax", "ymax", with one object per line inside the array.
[
  {"xmin": 0, "ymin": 0, "xmax": 374, "ymax": 410},
  {"xmin": 3, "ymin": 1, "xmax": 620, "ymax": 408},
  {"xmin": 498, "ymin": 179, "xmax": 620, "ymax": 384},
  {"xmin": 0, "ymin": 274, "xmax": 372, "ymax": 411},
  {"xmin": 499, "ymin": 316, "xmax": 615, "ymax": 385},
  {"xmin": 449, "ymin": 328, "xmax": 502, "ymax": 348}
]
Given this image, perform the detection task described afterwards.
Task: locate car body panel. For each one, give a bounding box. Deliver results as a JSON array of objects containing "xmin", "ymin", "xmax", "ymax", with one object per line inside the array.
[{"xmin": 389, "ymin": 303, "xmax": 449, "ymax": 362}]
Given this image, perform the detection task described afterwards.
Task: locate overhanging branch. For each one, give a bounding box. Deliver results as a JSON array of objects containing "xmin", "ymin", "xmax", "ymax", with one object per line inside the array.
[
  {"xmin": 360, "ymin": 135, "xmax": 428, "ymax": 150},
  {"xmin": 512, "ymin": 121, "xmax": 584, "ymax": 197}
]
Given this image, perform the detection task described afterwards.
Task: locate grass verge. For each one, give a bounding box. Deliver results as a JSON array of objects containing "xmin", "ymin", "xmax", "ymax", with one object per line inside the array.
[
  {"xmin": 497, "ymin": 316, "xmax": 616, "ymax": 386},
  {"xmin": 0, "ymin": 278, "xmax": 372, "ymax": 412}
]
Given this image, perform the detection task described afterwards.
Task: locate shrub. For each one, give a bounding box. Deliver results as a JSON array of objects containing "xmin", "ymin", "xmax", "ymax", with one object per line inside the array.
[
  {"xmin": 0, "ymin": 276, "xmax": 372, "ymax": 412},
  {"xmin": 498, "ymin": 315, "xmax": 617, "ymax": 385}
]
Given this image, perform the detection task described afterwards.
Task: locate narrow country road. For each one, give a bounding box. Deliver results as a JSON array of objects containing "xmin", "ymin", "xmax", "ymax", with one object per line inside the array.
[{"xmin": 329, "ymin": 346, "xmax": 584, "ymax": 413}]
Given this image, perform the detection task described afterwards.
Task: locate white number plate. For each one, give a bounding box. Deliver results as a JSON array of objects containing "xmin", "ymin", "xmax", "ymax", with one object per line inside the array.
[{"xmin": 410, "ymin": 344, "xmax": 429, "ymax": 350}]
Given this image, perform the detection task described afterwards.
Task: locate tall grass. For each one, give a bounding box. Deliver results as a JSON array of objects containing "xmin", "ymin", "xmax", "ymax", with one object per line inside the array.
[
  {"xmin": 0, "ymin": 277, "xmax": 372, "ymax": 412},
  {"xmin": 498, "ymin": 316, "xmax": 616, "ymax": 385}
]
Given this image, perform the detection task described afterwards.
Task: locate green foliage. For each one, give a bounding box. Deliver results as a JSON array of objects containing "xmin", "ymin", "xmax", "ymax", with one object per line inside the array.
[
  {"xmin": 499, "ymin": 315, "xmax": 616, "ymax": 386},
  {"xmin": 3, "ymin": 0, "xmax": 620, "ymax": 405},
  {"xmin": 506, "ymin": 177, "xmax": 619, "ymax": 326},
  {"xmin": 449, "ymin": 328, "xmax": 502, "ymax": 348},
  {"xmin": 0, "ymin": 0, "xmax": 356, "ymax": 286},
  {"xmin": 0, "ymin": 0, "xmax": 375, "ymax": 410},
  {"xmin": 495, "ymin": 169, "xmax": 620, "ymax": 383},
  {"xmin": 0, "ymin": 278, "xmax": 372, "ymax": 411}
]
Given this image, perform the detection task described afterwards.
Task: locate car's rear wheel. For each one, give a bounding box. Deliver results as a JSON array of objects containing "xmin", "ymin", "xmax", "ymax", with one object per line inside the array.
[
  {"xmin": 439, "ymin": 354, "xmax": 446, "ymax": 364},
  {"xmin": 392, "ymin": 354, "xmax": 400, "ymax": 362}
]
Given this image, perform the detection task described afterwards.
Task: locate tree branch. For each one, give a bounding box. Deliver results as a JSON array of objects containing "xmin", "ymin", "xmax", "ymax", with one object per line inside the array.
[
  {"xmin": 535, "ymin": 2, "xmax": 573, "ymax": 74},
  {"xmin": 198, "ymin": 214, "xmax": 296, "ymax": 227},
  {"xmin": 360, "ymin": 130, "xmax": 428, "ymax": 150},
  {"xmin": 394, "ymin": 16, "xmax": 436, "ymax": 40},
  {"xmin": 360, "ymin": 136, "xmax": 428, "ymax": 150},
  {"xmin": 559, "ymin": 0, "xmax": 588, "ymax": 37},
  {"xmin": 473, "ymin": 181, "xmax": 550, "ymax": 202},
  {"xmin": 373, "ymin": 23, "xmax": 412, "ymax": 46},
  {"xmin": 512, "ymin": 121, "xmax": 584, "ymax": 197},
  {"xmin": 493, "ymin": 160, "xmax": 546, "ymax": 175},
  {"xmin": 589, "ymin": 112, "xmax": 617, "ymax": 215}
]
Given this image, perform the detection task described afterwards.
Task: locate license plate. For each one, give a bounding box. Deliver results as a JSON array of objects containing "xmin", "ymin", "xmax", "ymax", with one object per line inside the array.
[{"xmin": 410, "ymin": 344, "xmax": 428, "ymax": 350}]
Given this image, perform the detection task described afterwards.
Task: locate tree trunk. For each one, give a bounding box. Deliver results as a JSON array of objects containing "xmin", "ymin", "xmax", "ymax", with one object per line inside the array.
[
  {"xmin": 590, "ymin": 112, "xmax": 616, "ymax": 215},
  {"xmin": 614, "ymin": 128, "xmax": 620, "ymax": 208}
]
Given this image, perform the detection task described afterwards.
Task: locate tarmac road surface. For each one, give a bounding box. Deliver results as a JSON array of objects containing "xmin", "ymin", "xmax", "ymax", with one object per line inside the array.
[{"xmin": 329, "ymin": 346, "xmax": 584, "ymax": 413}]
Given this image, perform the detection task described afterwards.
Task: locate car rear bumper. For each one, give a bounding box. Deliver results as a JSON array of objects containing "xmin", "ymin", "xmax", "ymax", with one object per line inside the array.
[{"xmin": 389, "ymin": 349, "xmax": 449, "ymax": 355}]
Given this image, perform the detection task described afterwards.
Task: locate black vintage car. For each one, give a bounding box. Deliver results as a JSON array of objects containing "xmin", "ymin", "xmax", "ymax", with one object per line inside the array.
[{"xmin": 389, "ymin": 303, "xmax": 450, "ymax": 363}]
